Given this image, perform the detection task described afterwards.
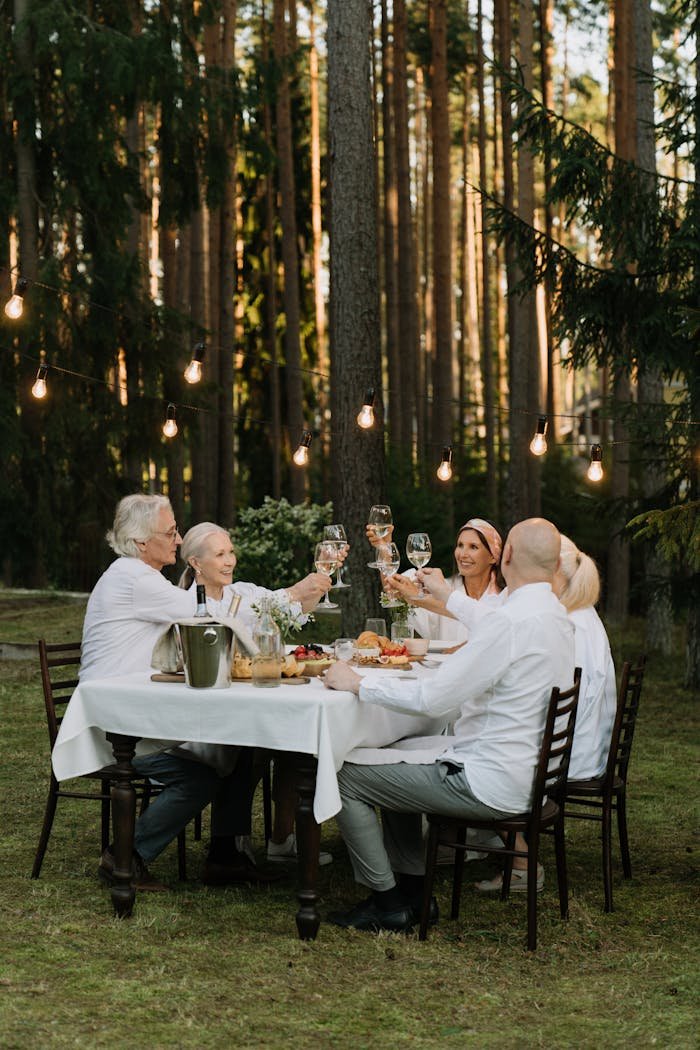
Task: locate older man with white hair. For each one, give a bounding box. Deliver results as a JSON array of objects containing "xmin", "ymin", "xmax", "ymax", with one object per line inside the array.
[
  {"xmin": 322, "ymin": 518, "xmax": 575, "ymax": 933},
  {"xmin": 81, "ymin": 493, "xmax": 278, "ymax": 890}
]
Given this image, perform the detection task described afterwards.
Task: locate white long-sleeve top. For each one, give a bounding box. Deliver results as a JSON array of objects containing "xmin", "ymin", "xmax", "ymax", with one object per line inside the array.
[
  {"xmin": 445, "ymin": 588, "xmax": 617, "ymax": 780},
  {"xmin": 80, "ymin": 557, "xmax": 196, "ymax": 680},
  {"xmin": 566, "ymin": 607, "xmax": 617, "ymax": 779},
  {"xmin": 358, "ymin": 583, "xmax": 575, "ymax": 813},
  {"xmin": 407, "ymin": 572, "xmax": 502, "ymax": 643},
  {"xmin": 190, "ymin": 580, "xmax": 306, "ymax": 635}
]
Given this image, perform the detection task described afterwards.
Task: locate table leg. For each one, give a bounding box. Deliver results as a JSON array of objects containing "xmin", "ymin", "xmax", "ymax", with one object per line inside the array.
[
  {"xmin": 292, "ymin": 751, "xmax": 321, "ymax": 940},
  {"xmin": 106, "ymin": 733, "xmax": 138, "ymax": 918}
]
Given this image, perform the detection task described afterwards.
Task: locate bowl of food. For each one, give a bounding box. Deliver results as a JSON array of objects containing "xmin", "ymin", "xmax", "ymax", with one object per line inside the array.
[
  {"xmin": 405, "ymin": 637, "xmax": 429, "ymax": 658},
  {"xmin": 356, "ymin": 647, "xmax": 381, "ymax": 660}
]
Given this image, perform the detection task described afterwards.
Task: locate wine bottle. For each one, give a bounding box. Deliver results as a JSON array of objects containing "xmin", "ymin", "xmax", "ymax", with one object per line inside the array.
[{"xmin": 195, "ymin": 583, "xmax": 208, "ymax": 617}]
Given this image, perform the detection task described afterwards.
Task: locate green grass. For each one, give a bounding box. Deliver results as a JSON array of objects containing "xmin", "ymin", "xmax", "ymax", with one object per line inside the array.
[{"xmin": 0, "ymin": 599, "xmax": 698, "ymax": 1048}]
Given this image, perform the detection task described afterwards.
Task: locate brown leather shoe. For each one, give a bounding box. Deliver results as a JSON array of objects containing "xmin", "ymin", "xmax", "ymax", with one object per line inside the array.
[
  {"xmin": 98, "ymin": 847, "xmax": 169, "ymax": 892},
  {"xmin": 201, "ymin": 854, "xmax": 283, "ymax": 887}
]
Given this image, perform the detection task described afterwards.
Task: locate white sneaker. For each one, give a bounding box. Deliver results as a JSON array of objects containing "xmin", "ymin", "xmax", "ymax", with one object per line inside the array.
[
  {"xmin": 475, "ymin": 863, "xmax": 545, "ymax": 894},
  {"xmin": 235, "ymin": 835, "xmax": 256, "ymax": 865},
  {"xmin": 266, "ymin": 832, "xmax": 333, "ymax": 867}
]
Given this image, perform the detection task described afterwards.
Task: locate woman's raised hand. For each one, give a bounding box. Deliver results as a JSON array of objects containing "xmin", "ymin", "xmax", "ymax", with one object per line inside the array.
[{"xmin": 365, "ymin": 523, "xmax": 395, "ymax": 548}]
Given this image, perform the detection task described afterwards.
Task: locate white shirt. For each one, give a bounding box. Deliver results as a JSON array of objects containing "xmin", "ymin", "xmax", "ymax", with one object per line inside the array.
[
  {"xmin": 191, "ymin": 580, "xmax": 306, "ymax": 635},
  {"xmin": 408, "ymin": 572, "xmax": 502, "ymax": 642},
  {"xmin": 358, "ymin": 583, "xmax": 575, "ymax": 813},
  {"xmin": 567, "ymin": 607, "xmax": 617, "ymax": 779},
  {"xmin": 80, "ymin": 557, "xmax": 195, "ymax": 680},
  {"xmin": 446, "ymin": 588, "xmax": 617, "ymax": 780}
]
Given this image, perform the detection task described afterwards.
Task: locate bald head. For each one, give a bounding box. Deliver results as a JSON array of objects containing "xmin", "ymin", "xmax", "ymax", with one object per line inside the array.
[{"xmin": 501, "ymin": 518, "xmax": 561, "ymax": 591}]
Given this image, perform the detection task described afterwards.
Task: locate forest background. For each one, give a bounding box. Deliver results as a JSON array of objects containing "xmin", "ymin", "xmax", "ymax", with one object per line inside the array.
[{"xmin": 0, "ymin": 0, "xmax": 697, "ymax": 681}]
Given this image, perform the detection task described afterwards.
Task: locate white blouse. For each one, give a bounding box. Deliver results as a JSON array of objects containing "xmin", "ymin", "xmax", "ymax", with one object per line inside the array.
[
  {"xmin": 192, "ymin": 580, "xmax": 306, "ymax": 635},
  {"xmin": 408, "ymin": 572, "xmax": 502, "ymax": 642}
]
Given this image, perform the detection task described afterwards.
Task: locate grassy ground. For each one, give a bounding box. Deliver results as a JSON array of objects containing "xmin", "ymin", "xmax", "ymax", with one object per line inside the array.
[{"xmin": 0, "ymin": 591, "xmax": 698, "ymax": 1048}]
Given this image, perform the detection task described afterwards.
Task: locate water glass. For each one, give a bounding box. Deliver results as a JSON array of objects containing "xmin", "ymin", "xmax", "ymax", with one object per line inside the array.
[
  {"xmin": 334, "ymin": 638, "xmax": 356, "ymax": 662},
  {"xmin": 391, "ymin": 622, "xmax": 414, "ymax": 644},
  {"xmin": 364, "ymin": 618, "xmax": 387, "ymax": 637}
]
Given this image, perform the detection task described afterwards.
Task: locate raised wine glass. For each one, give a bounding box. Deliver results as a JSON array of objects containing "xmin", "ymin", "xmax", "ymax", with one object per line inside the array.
[
  {"xmin": 367, "ymin": 505, "xmax": 392, "ymax": 568},
  {"xmin": 406, "ymin": 533, "xmax": 432, "ymax": 597},
  {"xmin": 314, "ymin": 540, "xmax": 341, "ymax": 609},
  {"xmin": 323, "ymin": 523, "xmax": 350, "ymax": 588}
]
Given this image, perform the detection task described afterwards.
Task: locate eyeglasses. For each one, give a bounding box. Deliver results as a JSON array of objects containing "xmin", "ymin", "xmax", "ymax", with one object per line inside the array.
[{"xmin": 153, "ymin": 525, "xmax": 180, "ymax": 540}]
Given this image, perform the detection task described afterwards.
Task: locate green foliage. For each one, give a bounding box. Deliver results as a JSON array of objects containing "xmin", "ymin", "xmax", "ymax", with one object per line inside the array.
[
  {"xmin": 230, "ymin": 497, "xmax": 333, "ymax": 590},
  {"xmin": 628, "ymin": 502, "xmax": 700, "ymax": 572}
]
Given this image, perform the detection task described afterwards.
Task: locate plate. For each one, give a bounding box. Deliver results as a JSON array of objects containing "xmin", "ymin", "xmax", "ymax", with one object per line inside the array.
[
  {"xmin": 427, "ymin": 640, "xmax": 452, "ymax": 653},
  {"xmin": 151, "ymin": 672, "xmax": 185, "ymax": 683}
]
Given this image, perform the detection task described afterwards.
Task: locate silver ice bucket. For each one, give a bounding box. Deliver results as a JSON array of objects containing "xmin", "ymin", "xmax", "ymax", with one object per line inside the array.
[{"xmin": 177, "ymin": 619, "xmax": 234, "ymax": 689}]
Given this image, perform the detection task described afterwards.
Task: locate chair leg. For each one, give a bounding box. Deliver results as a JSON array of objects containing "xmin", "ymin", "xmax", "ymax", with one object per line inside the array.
[
  {"xmin": 262, "ymin": 763, "xmax": 273, "ymax": 845},
  {"xmin": 553, "ymin": 815, "xmax": 569, "ymax": 920},
  {"xmin": 526, "ymin": 832, "xmax": 541, "ymax": 952},
  {"xmin": 419, "ymin": 821, "xmax": 441, "ymax": 941},
  {"xmin": 616, "ymin": 789, "xmax": 632, "ymax": 879},
  {"xmin": 602, "ymin": 798, "xmax": 614, "ymax": 912},
  {"xmin": 451, "ymin": 826, "xmax": 467, "ymax": 920},
  {"xmin": 31, "ymin": 779, "xmax": 59, "ymax": 878},
  {"xmin": 501, "ymin": 831, "xmax": 517, "ymax": 900}
]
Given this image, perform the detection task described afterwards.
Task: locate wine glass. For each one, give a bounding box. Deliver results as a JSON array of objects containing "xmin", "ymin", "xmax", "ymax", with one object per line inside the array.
[
  {"xmin": 323, "ymin": 524, "xmax": 350, "ymax": 588},
  {"xmin": 367, "ymin": 505, "xmax": 392, "ymax": 568},
  {"xmin": 314, "ymin": 541, "xmax": 341, "ymax": 609},
  {"xmin": 376, "ymin": 541, "xmax": 401, "ymax": 578},
  {"xmin": 406, "ymin": 533, "xmax": 432, "ymax": 597}
]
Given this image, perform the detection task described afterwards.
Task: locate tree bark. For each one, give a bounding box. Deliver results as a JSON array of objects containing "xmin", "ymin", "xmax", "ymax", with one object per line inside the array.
[
  {"xmin": 327, "ymin": 0, "xmax": 384, "ymax": 635},
  {"xmin": 274, "ymin": 0, "xmax": 305, "ymax": 503},
  {"xmin": 380, "ymin": 0, "xmax": 401, "ymax": 451}
]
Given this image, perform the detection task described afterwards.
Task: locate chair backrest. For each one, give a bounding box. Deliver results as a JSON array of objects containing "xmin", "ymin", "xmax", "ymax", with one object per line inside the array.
[
  {"xmin": 38, "ymin": 639, "xmax": 82, "ymax": 750},
  {"xmin": 604, "ymin": 655, "xmax": 646, "ymax": 789},
  {"xmin": 530, "ymin": 667, "xmax": 582, "ymax": 816}
]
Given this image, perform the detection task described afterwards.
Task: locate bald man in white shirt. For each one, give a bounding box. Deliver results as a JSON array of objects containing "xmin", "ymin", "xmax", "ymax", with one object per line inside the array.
[{"xmin": 322, "ymin": 518, "xmax": 575, "ymax": 933}]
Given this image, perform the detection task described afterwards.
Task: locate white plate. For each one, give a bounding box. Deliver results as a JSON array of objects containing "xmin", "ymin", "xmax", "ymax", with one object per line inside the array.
[{"xmin": 427, "ymin": 640, "xmax": 452, "ymax": 653}]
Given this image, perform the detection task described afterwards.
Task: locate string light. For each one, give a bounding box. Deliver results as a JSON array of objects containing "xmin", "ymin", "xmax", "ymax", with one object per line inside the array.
[
  {"xmin": 184, "ymin": 341, "xmax": 206, "ymax": 384},
  {"xmin": 292, "ymin": 429, "xmax": 312, "ymax": 466},
  {"xmin": 5, "ymin": 277, "xmax": 28, "ymax": 320},
  {"xmin": 587, "ymin": 443, "xmax": 604, "ymax": 482},
  {"xmin": 356, "ymin": 388, "xmax": 376, "ymax": 429},
  {"xmin": 436, "ymin": 446, "xmax": 453, "ymax": 481},
  {"xmin": 162, "ymin": 403, "xmax": 178, "ymax": 438},
  {"xmin": 31, "ymin": 363, "xmax": 48, "ymax": 399},
  {"xmin": 529, "ymin": 415, "xmax": 548, "ymax": 456}
]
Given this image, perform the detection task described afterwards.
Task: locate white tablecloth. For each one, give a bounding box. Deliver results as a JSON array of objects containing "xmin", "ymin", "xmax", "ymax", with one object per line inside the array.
[{"xmin": 52, "ymin": 672, "xmax": 442, "ymax": 823}]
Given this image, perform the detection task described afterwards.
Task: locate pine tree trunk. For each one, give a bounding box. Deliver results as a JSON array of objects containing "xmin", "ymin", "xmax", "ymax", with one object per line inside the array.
[
  {"xmin": 262, "ymin": 4, "xmax": 282, "ymax": 500},
  {"xmin": 308, "ymin": 0, "xmax": 327, "ymax": 476},
  {"xmin": 274, "ymin": 0, "xmax": 305, "ymax": 504},
  {"xmin": 429, "ymin": 0, "xmax": 453, "ymax": 454},
  {"xmin": 327, "ymin": 0, "xmax": 384, "ymax": 635},
  {"xmin": 381, "ymin": 0, "xmax": 401, "ymax": 451},
  {"xmin": 393, "ymin": 0, "xmax": 418, "ymax": 457}
]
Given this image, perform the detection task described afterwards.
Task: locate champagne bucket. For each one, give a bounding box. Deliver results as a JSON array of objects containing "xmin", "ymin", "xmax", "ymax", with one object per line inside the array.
[{"xmin": 177, "ymin": 619, "xmax": 234, "ymax": 689}]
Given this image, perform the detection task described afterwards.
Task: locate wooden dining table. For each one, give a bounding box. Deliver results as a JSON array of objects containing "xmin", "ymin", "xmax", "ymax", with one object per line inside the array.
[{"xmin": 52, "ymin": 668, "xmax": 442, "ymax": 939}]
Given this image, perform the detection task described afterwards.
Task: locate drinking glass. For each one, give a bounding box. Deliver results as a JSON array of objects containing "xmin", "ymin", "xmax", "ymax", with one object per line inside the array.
[
  {"xmin": 364, "ymin": 618, "xmax": 387, "ymax": 637},
  {"xmin": 323, "ymin": 524, "xmax": 350, "ymax": 588},
  {"xmin": 376, "ymin": 541, "xmax": 401, "ymax": 578},
  {"xmin": 334, "ymin": 638, "xmax": 356, "ymax": 662},
  {"xmin": 314, "ymin": 541, "xmax": 341, "ymax": 609},
  {"xmin": 406, "ymin": 532, "xmax": 432, "ymax": 597},
  {"xmin": 367, "ymin": 505, "xmax": 393, "ymax": 568}
]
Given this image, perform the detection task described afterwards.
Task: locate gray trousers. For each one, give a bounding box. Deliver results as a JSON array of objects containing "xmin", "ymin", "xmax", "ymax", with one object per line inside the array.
[{"xmin": 336, "ymin": 761, "xmax": 511, "ymax": 892}]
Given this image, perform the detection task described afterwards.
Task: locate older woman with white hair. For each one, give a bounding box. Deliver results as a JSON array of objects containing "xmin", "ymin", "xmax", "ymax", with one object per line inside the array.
[
  {"xmin": 177, "ymin": 522, "xmax": 335, "ymax": 866},
  {"xmin": 80, "ymin": 494, "xmax": 277, "ymax": 891}
]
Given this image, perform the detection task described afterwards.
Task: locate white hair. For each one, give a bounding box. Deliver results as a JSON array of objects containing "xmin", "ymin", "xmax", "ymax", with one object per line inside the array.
[
  {"xmin": 178, "ymin": 522, "xmax": 230, "ymax": 589},
  {"xmin": 106, "ymin": 494, "xmax": 173, "ymax": 558}
]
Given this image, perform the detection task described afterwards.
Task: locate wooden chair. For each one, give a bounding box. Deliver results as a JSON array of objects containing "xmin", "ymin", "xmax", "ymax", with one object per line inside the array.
[
  {"xmin": 565, "ymin": 655, "xmax": 646, "ymax": 912},
  {"xmin": 419, "ymin": 670, "xmax": 581, "ymax": 952},
  {"xmin": 32, "ymin": 639, "xmax": 188, "ymax": 880}
]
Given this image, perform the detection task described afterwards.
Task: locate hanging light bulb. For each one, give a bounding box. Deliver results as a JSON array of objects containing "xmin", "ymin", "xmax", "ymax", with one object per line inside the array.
[
  {"xmin": 292, "ymin": 429, "xmax": 312, "ymax": 466},
  {"xmin": 184, "ymin": 341, "xmax": 206, "ymax": 384},
  {"xmin": 436, "ymin": 446, "xmax": 453, "ymax": 481},
  {"xmin": 162, "ymin": 403, "xmax": 178, "ymax": 438},
  {"xmin": 587, "ymin": 443, "xmax": 604, "ymax": 482},
  {"xmin": 5, "ymin": 277, "xmax": 28, "ymax": 320},
  {"xmin": 31, "ymin": 363, "xmax": 48, "ymax": 399},
  {"xmin": 356, "ymin": 388, "xmax": 376, "ymax": 429},
  {"xmin": 529, "ymin": 415, "xmax": 548, "ymax": 456}
]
